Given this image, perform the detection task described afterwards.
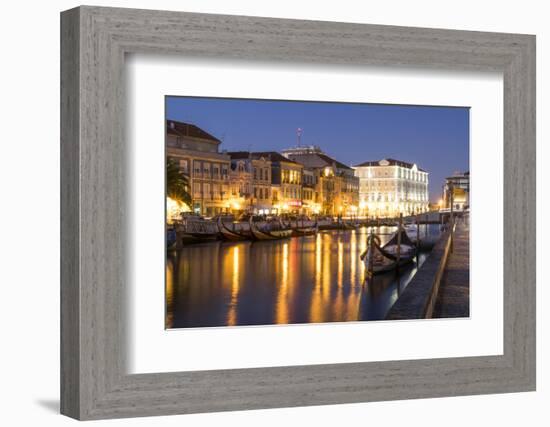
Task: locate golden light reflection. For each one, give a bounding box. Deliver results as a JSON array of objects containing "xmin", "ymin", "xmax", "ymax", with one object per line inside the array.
[
  {"xmin": 315, "ymin": 233, "xmax": 322, "ymax": 289},
  {"xmin": 165, "ymin": 259, "xmax": 174, "ymax": 329},
  {"xmin": 337, "ymin": 241, "xmax": 344, "ymax": 288},
  {"xmin": 276, "ymin": 243, "xmax": 290, "ymax": 324},
  {"xmin": 322, "ymin": 233, "xmax": 331, "ymax": 294},
  {"xmin": 310, "ymin": 233, "xmax": 323, "ymax": 323},
  {"xmin": 359, "ymin": 230, "xmax": 367, "ymax": 279},
  {"xmin": 166, "ymin": 196, "xmax": 191, "ymax": 223},
  {"xmin": 227, "ymin": 246, "xmax": 240, "ymax": 326},
  {"xmin": 350, "ymin": 230, "xmax": 357, "ymax": 286},
  {"xmin": 167, "ymin": 223, "xmax": 431, "ymax": 328}
]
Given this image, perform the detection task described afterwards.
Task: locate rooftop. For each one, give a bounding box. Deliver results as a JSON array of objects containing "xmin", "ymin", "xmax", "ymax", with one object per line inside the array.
[
  {"xmin": 251, "ymin": 151, "xmax": 302, "ymax": 165},
  {"xmin": 282, "ymin": 147, "xmax": 353, "ymax": 170},
  {"xmin": 227, "ymin": 151, "xmax": 252, "ymax": 160},
  {"xmin": 166, "ymin": 119, "xmax": 221, "ymax": 143},
  {"xmin": 354, "ymin": 158, "xmax": 427, "ymax": 172}
]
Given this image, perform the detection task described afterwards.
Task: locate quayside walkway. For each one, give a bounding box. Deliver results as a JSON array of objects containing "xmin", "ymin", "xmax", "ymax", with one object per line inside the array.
[
  {"xmin": 433, "ymin": 217, "xmax": 470, "ymax": 318},
  {"xmin": 385, "ymin": 215, "xmax": 469, "ymax": 320}
]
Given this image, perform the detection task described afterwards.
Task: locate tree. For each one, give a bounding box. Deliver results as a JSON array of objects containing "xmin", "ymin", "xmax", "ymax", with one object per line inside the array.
[{"xmin": 166, "ymin": 158, "xmax": 192, "ymax": 208}]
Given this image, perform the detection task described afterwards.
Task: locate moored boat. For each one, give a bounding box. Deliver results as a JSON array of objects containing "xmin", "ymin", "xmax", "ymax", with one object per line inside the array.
[
  {"xmin": 177, "ymin": 231, "xmax": 219, "ymax": 245},
  {"xmin": 217, "ymin": 216, "xmax": 250, "ymax": 241},
  {"xmin": 283, "ymin": 218, "xmax": 318, "ymax": 237},
  {"xmin": 173, "ymin": 215, "xmax": 220, "ymax": 245},
  {"xmin": 379, "ymin": 227, "xmax": 416, "ymax": 261},
  {"xmin": 341, "ymin": 219, "xmax": 358, "ymax": 230},
  {"xmin": 291, "ymin": 222, "xmax": 318, "ymax": 237},
  {"xmin": 360, "ymin": 228, "xmax": 417, "ymax": 276},
  {"xmin": 249, "ymin": 217, "xmax": 292, "ymax": 241}
]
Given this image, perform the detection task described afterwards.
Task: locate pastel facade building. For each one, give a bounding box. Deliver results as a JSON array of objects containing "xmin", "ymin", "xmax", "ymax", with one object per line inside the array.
[
  {"xmin": 353, "ymin": 158, "xmax": 429, "ymax": 217},
  {"xmin": 251, "ymin": 152, "xmax": 303, "ymax": 214},
  {"xmin": 166, "ymin": 119, "xmax": 231, "ymax": 216},
  {"xmin": 281, "ymin": 145, "xmax": 359, "ymax": 216},
  {"xmin": 227, "ymin": 152, "xmax": 273, "ymax": 214}
]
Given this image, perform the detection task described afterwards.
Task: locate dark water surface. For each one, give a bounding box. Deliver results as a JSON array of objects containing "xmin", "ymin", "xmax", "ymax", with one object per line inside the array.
[{"xmin": 166, "ymin": 225, "xmax": 441, "ymax": 328}]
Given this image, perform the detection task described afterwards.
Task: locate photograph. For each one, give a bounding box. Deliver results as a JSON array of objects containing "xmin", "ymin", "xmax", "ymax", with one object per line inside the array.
[{"xmin": 164, "ymin": 97, "xmax": 470, "ymax": 329}]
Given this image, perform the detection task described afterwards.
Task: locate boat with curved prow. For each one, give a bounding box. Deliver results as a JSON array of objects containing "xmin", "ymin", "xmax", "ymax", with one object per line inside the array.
[
  {"xmin": 291, "ymin": 220, "xmax": 318, "ymax": 237},
  {"xmin": 249, "ymin": 217, "xmax": 292, "ymax": 241},
  {"xmin": 360, "ymin": 227, "xmax": 417, "ymax": 275},
  {"xmin": 217, "ymin": 216, "xmax": 250, "ymax": 241},
  {"xmin": 340, "ymin": 219, "xmax": 358, "ymax": 230}
]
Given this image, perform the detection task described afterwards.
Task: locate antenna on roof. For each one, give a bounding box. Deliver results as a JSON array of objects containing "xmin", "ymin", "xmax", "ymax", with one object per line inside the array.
[{"xmin": 297, "ymin": 128, "xmax": 303, "ymax": 147}]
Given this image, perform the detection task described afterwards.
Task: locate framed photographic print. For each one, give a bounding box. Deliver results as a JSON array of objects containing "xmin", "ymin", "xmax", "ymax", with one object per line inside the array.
[{"xmin": 61, "ymin": 6, "xmax": 536, "ymax": 420}]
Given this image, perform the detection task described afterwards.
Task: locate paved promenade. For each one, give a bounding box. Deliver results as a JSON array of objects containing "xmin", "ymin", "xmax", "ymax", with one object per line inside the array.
[{"xmin": 433, "ymin": 217, "xmax": 470, "ymax": 318}]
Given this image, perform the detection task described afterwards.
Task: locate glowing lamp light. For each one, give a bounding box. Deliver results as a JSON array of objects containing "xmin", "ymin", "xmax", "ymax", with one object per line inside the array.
[{"xmin": 166, "ymin": 196, "xmax": 191, "ymax": 222}]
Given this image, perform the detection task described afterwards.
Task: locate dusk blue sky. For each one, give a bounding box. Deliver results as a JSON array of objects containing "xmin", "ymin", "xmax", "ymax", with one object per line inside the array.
[{"xmin": 166, "ymin": 97, "xmax": 469, "ymax": 203}]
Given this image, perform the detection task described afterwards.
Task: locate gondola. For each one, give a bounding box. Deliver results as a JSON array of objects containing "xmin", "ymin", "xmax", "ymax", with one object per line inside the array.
[
  {"xmin": 217, "ymin": 216, "xmax": 250, "ymax": 241},
  {"xmin": 249, "ymin": 217, "xmax": 292, "ymax": 241}
]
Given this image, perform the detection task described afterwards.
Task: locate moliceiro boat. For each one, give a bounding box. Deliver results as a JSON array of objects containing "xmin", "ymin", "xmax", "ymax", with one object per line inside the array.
[
  {"xmin": 360, "ymin": 228, "xmax": 416, "ymax": 275},
  {"xmin": 249, "ymin": 217, "xmax": 292, "ymax": 241},
  {"xmin": 283, "ymin": 219, "xmax": 319, "ymax": 237},
  {"xmin": 217, "ymin": 216, "xmax": 250, "ymax": 241},
  {"xmin": 291, "ymin": 222, "xmax": 318, "ymax": 237},
  {"xmin": 340, "ymin": 219, "xmax": 359, "ymax": 230},
  {"xmin": 173, "ymin": 215, "xmax": 219, "ymax": 246}
]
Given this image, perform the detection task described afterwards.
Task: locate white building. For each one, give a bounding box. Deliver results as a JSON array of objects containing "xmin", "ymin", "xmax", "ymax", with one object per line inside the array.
[{"xmin": 353, "ymin": 158, "xmax": 429, "ymax": 217}]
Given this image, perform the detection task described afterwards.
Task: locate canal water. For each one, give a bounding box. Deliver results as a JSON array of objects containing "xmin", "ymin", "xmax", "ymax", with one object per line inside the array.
[{"xmin": 166, "ymin": 225, "xmax": 441, "ymax": 329}]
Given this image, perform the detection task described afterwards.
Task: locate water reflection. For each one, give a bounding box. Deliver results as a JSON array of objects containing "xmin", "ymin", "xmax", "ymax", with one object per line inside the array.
[{"xmin": 166, "ymin": 225, "xmax": 440, "ymax": 329}]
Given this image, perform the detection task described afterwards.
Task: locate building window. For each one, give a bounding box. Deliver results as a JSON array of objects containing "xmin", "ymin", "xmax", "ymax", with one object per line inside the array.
[
  {"xmin": 193, "ymin": 183, "xmax": 201, "ymax": 198},
  {"xmin": 179, "ymin": 159, "xmax": 189, "ymax": 174}
]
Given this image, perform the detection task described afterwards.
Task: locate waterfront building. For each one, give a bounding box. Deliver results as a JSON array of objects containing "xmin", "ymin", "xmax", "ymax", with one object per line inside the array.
[
  {"xmin": 249, "ymin": 151, "xmax": 303, "ymax": 214},
  {"xmin": 301, "ymin": 168, "xmax": 319, "ymax": 214},
  {"xmin": 353, "ymin": 158, "xmax": 429, "ymax": 217},
  {"xmin": 251, "ymin": 155, "xmax": 273, "ymax": 214},
  {"xmin": 227, "ymin": 152, "xmax": 273, "ymax": 214},
  {"xmin": 444, "ymin": 171, "xmax": 470, "ymax": 210},
  {"xmin": 281, "ymin": 145, "xmax": 359, "ymax": 216},
  {"xmin": 227, "ymin": 153, "xmax": 252, "ymax": 214},
  {"xmin": 166, "ymin": 119, "xmax": 231, "ymax": 216}
]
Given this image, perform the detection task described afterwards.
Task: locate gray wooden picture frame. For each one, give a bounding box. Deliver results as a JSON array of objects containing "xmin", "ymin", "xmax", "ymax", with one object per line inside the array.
[{"xmin": 60, "ymin": 5, "xmax": 536, "ymax": 420}]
